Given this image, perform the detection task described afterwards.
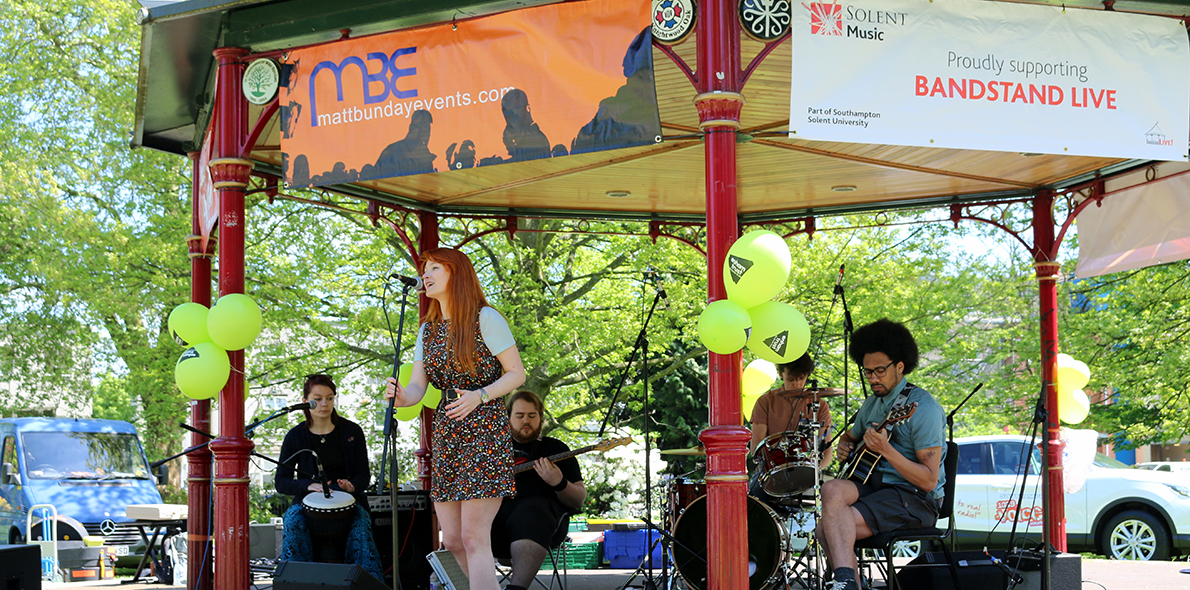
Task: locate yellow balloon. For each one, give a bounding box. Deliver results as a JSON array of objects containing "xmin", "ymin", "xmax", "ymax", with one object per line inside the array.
[
  {"xmin": 742, "ymin": 392, "xmax": 763, "ymax": 422},
  {"xmin": 396, "ymin": 403, "xmax": 424, "ymax": 421},
  {"xmin": 1059, "ymin": 389, "xmax": 1090, "ymax": 424},
  {"xmin": 1055, "ymin": 353, "xmax": 1090, "ymax": 392},
  {"xmin": 742, "ymin": 359, "xmax": 778, "ymax": 396},
  {"xmin": 697, "ymin": 300, "xmax": 752, "ymax": 354},
  {"xmin": 423, "ymin": 384, "xmax": 443, "ymax": 409},
  {"xmin": 746, "ymin": 302, "xmax": 811, "ymax": 364},
  {"xmin": 723, "ymin": 231, "xmax": 792, "ymax": 309}
]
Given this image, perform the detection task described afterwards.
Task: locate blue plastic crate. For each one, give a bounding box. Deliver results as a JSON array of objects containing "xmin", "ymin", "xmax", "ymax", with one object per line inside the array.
[{"xmin": 603, "ymin": 529, "xmax": 665, "ymax": 569}]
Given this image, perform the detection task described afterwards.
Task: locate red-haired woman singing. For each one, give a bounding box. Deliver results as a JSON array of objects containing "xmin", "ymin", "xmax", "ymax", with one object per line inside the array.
[{"xmin": 385, "ymin": 247, "xmax": 526, "ymax": 590}]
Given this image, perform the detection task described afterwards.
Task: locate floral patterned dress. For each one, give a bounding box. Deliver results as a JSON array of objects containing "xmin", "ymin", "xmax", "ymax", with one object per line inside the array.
[{"xmin": 423, "ymin": 318, "xmax": 515, "ymax": 502}]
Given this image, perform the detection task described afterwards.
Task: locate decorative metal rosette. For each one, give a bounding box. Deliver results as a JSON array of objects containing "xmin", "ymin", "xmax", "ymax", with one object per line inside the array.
[
  {"xmin": 652, "ymin": 0, "xmax": 697, "ymax": 45},
  {"xmin": 738, "ymin": 0, "xmax": 791, "ymax": 43}
]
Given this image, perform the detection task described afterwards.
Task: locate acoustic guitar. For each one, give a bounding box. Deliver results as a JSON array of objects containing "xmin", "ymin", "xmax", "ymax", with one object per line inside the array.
[
  {"xmin": 512, "ymin": 436, "xmax": 633, "ymax": 475},
  {"xmin": 839, "ymin": 403, "xmax": 918, "ymax": 484}
]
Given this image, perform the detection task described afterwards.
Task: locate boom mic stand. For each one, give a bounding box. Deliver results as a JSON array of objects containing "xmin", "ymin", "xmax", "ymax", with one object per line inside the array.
[
  {"xmin": 599, "ymin": 278, "xmax": 667, "ymax": 590},
  {"xmin": 379, "ymin": 277, "xmax": 417, "ymax": 590}
]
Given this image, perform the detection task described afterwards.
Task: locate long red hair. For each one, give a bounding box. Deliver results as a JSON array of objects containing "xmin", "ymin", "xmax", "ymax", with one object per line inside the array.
[{"xmin": 421, "ymin": 248, "xmax": 492, "ymax": 373}]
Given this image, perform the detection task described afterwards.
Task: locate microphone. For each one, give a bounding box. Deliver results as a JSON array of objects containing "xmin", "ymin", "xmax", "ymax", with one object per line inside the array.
[
  {"xmin": 312, "ymin": 450, "xmax": 332, "ymax": 499},
  {"xmin": 285, "ymin": 400, "xmax": 318, "ymax": 413},
  {"xmin": 645, "ymin": 268, "xmax": 668, "ymax": 302},
  {"xmin": 834, "ymin": 264, "xmax": 845, "ymax": 294},
  {"xmin": 388, "ymin": 273, "xmax": 423, "ymax": 291}
]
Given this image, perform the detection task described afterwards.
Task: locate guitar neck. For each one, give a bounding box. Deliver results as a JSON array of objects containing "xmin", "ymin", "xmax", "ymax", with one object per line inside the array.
[{"xmin": 513, "ymin": 443, "xmax": 598, "ymax": 474}]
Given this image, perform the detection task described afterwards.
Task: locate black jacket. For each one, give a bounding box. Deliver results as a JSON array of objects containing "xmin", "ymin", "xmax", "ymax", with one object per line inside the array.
[{"xmin": 275, "ymin": 417, "xmax": 371, "ymax": 508}]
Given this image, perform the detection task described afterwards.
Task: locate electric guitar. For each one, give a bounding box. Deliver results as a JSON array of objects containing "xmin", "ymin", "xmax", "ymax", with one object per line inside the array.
[
  {"xmin": 839, "ymin": 403, "xmax": 918, "ymax": 484},
  {"xmin": 512, "ymin": 436, "xmax": 633, "ymax": 475}
]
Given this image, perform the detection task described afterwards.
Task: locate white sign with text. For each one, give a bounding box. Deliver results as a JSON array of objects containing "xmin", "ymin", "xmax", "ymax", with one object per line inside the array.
[{"xmin": 789, "ymin": 0, "xmax": 1189, "ymax": 161}]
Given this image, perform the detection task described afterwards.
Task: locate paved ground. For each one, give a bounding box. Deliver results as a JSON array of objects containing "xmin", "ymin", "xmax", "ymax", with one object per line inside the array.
[{"xmin": 43, "ymin": 557, "xmax": 1190, "ymax": 590}]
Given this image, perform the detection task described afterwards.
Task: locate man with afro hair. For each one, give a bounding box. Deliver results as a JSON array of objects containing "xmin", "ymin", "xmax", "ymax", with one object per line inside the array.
[{"xmin": 815, "ymin": 319, "xmax": 947, "ymax": 590}]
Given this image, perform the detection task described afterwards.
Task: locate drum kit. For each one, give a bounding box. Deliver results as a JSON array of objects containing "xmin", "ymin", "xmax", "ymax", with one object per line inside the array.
[{"xmin": 657, "ymin": 388, "xmax": 844, "ymax": 590}]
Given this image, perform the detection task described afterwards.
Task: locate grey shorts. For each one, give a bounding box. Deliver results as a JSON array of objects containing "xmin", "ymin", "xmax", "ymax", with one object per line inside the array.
[{"xmin": 852, "ymin": 481, "xmax": 941, "ymax": 535}]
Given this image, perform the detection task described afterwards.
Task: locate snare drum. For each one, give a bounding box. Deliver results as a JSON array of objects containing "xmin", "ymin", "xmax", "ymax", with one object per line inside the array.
[
  {"xmin": 302, "ymin": 490, "xmax": 357, "ymax": 563},
  {"xmin": 755, "ymin": 431, "xmax": 815, "ymax": 497}
]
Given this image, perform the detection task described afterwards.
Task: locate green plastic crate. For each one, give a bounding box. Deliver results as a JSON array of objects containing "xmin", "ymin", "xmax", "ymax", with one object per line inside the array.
[{"xmin": 550, "ymin": 542, "xmax": 602, "ymax": 570}]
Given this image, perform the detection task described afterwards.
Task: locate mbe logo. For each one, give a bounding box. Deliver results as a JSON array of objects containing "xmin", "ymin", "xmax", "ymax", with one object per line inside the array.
[
  {"xmin": 804, "ymin": 1, "xmax": 843, "ymax": 36},
  {"xmin": 728, "ymin": 255, "xmax": 754, "ymax": 284}
]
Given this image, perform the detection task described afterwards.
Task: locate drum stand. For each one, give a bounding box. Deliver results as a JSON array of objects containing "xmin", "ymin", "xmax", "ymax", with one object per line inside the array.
[{"xmin": 777, "ymin": 397, "xmax": 828, "ymax": 590}]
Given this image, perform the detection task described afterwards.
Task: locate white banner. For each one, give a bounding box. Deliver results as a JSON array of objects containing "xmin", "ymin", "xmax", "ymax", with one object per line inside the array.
[
  {"xmin": 1076, "ymin": 169, "xmax": 1190, "ymax": 278},
  {"xmin": 790, "ymin": 0, "xmax": 1190, "ymax": 161}
]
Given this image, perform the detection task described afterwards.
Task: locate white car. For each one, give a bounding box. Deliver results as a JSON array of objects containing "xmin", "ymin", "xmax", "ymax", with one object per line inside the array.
[
  {"xmin": 1134, "ymin": 461, "xmax": 1190, "ymax": 473},
  {"xmin": 948, "ymin": 435, "xmax": 1190, "ymax": 560}
]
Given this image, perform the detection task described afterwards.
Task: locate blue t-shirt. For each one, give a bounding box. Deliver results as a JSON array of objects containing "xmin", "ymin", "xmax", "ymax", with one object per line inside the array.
[{"xmin": 849, "ymin": 379, "xmax": 947, "ymax": 498}]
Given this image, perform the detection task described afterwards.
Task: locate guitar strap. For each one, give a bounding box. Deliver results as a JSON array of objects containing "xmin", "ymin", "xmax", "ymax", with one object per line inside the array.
[{"xmin": 884, "ymin": 382, "xmax": 915, "ymax": 436}]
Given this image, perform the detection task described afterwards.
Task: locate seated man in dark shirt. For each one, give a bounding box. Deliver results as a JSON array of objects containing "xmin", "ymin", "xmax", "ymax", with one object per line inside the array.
[{"xmin": 491, "ymin": 391, "xmax": 586, "ymax": 590}]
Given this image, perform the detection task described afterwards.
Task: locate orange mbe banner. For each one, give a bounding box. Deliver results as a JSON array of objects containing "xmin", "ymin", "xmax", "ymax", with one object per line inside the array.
[{"xmin": 280, "ymin": 0, "xmax": 660, "ymax": 188}]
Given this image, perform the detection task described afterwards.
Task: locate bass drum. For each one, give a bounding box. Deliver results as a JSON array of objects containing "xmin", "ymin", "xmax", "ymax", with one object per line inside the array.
[{"xmin": 670, "ymin": 495, "xmax": 788, "ymax": 590}]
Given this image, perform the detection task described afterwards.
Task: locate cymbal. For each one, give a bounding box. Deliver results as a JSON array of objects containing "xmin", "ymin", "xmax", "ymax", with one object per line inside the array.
[
  {"xmin": 659, "ymin": 446, "xmax": 706, "ymax": 456},
  {"xmin": 790, "ymin": 387, "xmax": 847, "ymax": 398}
]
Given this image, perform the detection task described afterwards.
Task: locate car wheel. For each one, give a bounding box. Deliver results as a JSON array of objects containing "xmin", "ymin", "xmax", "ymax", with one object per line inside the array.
[
  {"xmin": 891, "ymin": 540, "xmax": 921, "ymax": 559},
  {"xmin": 1101, "ymin": 509, "xmax": 1170, "ymax": 561}
]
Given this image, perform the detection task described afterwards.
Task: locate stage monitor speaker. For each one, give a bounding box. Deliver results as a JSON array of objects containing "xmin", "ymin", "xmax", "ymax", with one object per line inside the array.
[
  {"xmin": 273, "ymin": 561, "xmax": 389, "ymax": 590},
  {"xmin": 895, "ymin": 550, "xmax": 1007, "ymax": 590},
  {"xmin": 0, "ymin": 544, "xmax": 42, "ymax": 590},
  {"xmin": 896, "ymin": 549, "xmax": 1081, "ymax": 590},
  {"xmin": 371, "ymin": 490, "xmax": 434, "ymax": 590}
]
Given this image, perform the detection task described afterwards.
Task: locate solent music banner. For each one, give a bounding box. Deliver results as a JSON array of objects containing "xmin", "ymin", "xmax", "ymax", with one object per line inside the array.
[
  {"xmin": 280, "ymin": 0, "xmax": 660, "ymax": 188},
  {"xmin": 789, "ymin": 0, "xmax": 1190, "ymax": 161}
]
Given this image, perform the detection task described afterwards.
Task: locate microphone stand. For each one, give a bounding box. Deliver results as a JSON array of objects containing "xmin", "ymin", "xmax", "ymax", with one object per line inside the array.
[
  {"xmin": 379, "ymin": 278, "xmax": 416, "ymax": 590},
  {"xmin": 601, "ymin": 279, "xmax": 667, "ymax": 590},
  {"xmin": 945, "ymin": 383, "xmax": 983, "ymax": 552}
]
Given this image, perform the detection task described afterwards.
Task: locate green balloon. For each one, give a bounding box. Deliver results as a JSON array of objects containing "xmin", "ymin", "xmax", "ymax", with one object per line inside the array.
[
  {"xmin": 396, "ymin": 403, "xmax": 424, "ymax": 421},
  {"xmin": 168, "ymin": 302, "xmax": 210, "ymax": 346},
  {"xmin": 697, "ymin": 299, "xmax": 752, "ymax": 354},
  {"xmin": 746, "ymin": 301, "xmax": 810, "ymax": 364},
  {"xmin": 175, "ymin": 342, "xmax": 230, "ymax": 400},
  {"xmin": 423, "ymin": 384, "xmax": 443, "ymax": 409},
  {"xmin": 207, "ymin": 293, "xmax": 262, "ymax": 351},
  {"xmin": 723, "ymin": 231, "xmax": 792, "ymax": 309}
]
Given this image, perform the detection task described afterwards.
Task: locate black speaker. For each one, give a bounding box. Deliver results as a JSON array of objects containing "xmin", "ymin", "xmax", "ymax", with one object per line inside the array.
[
  {"xmin": 370, "ymin": 490, "xmax": 434, "ymax": 590},
  {"xmin": 895, "ymin": 550, "xmax": 1008, "ymax": 590},
  {"xmin": 0, "ymin": 544, "xmax": 42, "ymax": 590},
  {"xmin": 273, "ymin": 562, "xmax": 389, "ymax": 590}
]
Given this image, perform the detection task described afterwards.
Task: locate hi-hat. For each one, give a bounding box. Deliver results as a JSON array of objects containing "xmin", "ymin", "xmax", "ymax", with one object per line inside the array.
[{"xmin": 659, "ymin": 446, "xmax": 706, "ymax": 456}]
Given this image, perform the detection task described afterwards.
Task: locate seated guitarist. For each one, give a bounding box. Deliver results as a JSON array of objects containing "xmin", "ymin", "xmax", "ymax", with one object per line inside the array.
[
  {"xmin": 491, "ymin": 390, "xmax": 586, "ymax": 590},
  {"xmin": 817, "ymin": 319, "xmax": 947, "ymax": 590}
]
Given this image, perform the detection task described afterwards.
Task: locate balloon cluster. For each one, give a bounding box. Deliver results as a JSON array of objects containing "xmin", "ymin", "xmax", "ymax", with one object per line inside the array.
[
  {"xmin": 167, "ymin": 294, "xmax": 263, "ymax": 400},
  {"xmin": 1055, "ymin": 353, "xmax": 1092, "ymax": 424},
  {"xmin": 697, "ymin": 230, "xmax": 810, "ymax": 361},
  {"xmin": 392, "ymin": 363, "xmax": 444, "ymax": 421}
]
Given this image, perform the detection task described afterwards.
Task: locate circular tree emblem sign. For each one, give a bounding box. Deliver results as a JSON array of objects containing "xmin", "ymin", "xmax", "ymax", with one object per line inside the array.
[
  {"xmin": 652, "ymin": 0, "xmax": 696, "ymax": 45},
  {"xmin": 242, "ymin": 59, "xmax": 279, "ymax": 105},
  {"xmin": 739, "ymin": 0, "xmax": 791, "ymax": 42}
]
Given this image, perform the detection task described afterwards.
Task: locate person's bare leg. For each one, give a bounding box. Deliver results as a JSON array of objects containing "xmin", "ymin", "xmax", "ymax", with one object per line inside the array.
[
  {"xmin": 508, "ymin": 539, "xmax": 549, "ymax": 588},
  {"xmin": 818, "ymin": 479, "xmax": 874, "ymax": 572},
  {"xmin": 435, "ymin": 501, "xmax": 469, "ymax": 579},
  {"xmin": 459, "ymin": 497, "xmax": 504, "ymax": 590}
]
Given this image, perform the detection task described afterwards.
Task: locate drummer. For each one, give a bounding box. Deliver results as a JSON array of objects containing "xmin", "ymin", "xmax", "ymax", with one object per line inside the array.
[
  {"xmin": 276, "ymin": 374, "xmax": 383, "ymax": 579},
  {"xmin": 748, "ymin": 353, "xmax": 834, "ymax": 504}
]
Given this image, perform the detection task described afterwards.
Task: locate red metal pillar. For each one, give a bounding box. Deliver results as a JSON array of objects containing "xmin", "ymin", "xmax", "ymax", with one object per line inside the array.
[
  {"xmin": 208, "ymin": 46, "xmax": 255, "ymax": 590},
  {"xmin": 1032, "ymin": 194, "xmax": 1066, "ymax": 551},
  {"xmin": 694, "ymin": 2, "xmax": 750, "ymax": 590},
  {"xmin": 415, "ymin": 211, "xmax": 439, "ymax": 493},
  {"xmin": 185, "ymin": 152, "xmax": 215, "ymax": 590}
]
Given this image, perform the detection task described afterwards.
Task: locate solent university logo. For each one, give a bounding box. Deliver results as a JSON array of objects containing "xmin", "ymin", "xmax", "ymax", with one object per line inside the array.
[{"xmin": 804, "ymin": 1, "xmax": 843, "ymax": 36}]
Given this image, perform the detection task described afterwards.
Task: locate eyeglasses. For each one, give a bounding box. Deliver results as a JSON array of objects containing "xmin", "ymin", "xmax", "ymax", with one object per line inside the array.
[{"xmin": 861, "ymin": 361, "xmax": 896, "ymax": 378}]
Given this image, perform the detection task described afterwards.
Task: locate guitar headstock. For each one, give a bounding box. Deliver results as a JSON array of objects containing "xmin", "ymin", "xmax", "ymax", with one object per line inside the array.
[
  {"xmin": 886, "ymin": 402, "xmax": 918, "ymax": 425},
  {"xmin": 594, "ymin": 437, "xmax": 633, "ymax": 452}
]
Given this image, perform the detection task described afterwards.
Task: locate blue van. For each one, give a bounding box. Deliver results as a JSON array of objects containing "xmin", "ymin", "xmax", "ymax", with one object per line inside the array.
[{"xmin": 0, "ymin": 418, "xmax": 164, "ymax": 555}]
